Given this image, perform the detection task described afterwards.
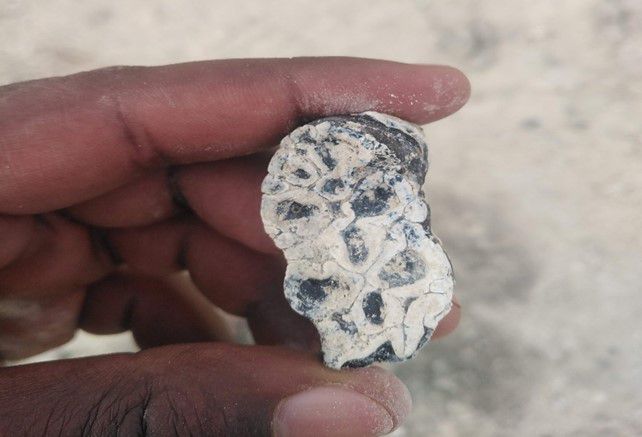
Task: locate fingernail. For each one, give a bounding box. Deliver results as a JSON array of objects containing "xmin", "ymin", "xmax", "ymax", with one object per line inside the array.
[{"xmin": 273, "ymin": 386, "xmax": 394, "ymax": 437}]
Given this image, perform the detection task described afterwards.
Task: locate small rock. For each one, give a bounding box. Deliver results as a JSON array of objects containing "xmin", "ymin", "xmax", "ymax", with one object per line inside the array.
[{"xmin": 261, "ymin": 112, "xmax": 454, "ymax": 368}]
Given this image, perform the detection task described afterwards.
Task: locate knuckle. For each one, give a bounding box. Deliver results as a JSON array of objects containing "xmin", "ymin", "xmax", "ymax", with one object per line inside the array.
[
  {"xmin": 143, "ymin": 389, "xmax": 210, "ymax": 437},
  {"xmin": 79, "ymin": 375, "xmax": 153, "ymax": 436},
  {"xmin": 137, "ymin": 345, "xmax": 266, "ymax": 436}
]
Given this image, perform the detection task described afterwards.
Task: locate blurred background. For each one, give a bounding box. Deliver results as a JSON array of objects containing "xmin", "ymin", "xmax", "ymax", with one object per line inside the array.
[{"xmin": 2, "ymin": 0, "xmax": 641, "ymax": 435}]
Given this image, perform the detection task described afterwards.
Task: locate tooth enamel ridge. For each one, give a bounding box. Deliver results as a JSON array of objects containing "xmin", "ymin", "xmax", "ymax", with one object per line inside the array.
[{"xmin": 261, "ymin": 111, "xmax": 454, "ymax": 369}]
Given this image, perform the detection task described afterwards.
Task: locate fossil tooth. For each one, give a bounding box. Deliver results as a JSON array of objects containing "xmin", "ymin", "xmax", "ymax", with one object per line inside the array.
[{"xmin": 261, "ymin": 111, "xmax": 454, "ymax": 369}]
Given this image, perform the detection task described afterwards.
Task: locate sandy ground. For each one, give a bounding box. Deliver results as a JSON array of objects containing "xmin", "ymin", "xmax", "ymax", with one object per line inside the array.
[{"xmin": 2, "ymin": 1, "xmax": 641, "ymax": 435}]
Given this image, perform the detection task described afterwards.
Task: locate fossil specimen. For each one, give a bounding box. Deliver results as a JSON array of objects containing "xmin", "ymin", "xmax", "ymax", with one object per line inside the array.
[{"xmin": 261, "ymin": 112, "xmax": 454, "ymax": 369}]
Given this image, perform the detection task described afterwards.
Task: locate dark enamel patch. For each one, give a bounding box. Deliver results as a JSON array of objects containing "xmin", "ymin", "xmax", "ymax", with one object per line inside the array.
[
  {"xmin": 298, "ymin": 131, "xmax": 316, "ymax": 144},
  {"xmin": 322, "ymin": 178, "xmax": 345, "ymax": 195},
  {"xmin": 294, "ymin": 277, "xmax": 338, "ymax": 312},
  {"xmin": 314, "ymin": 143, "xmax": 337, "ymax": 170},
  {"xmin": 311, "ymin": 114, "xmax": 427, "ymax": 184},
  {"xmin": 416, "ymin": 327, "xmax": 435, "ymax": 350},
  {"xmin": 341, "ymin": 224, "xmax": 368, "ymax": 264},
  {"xmin": 342, "ymin": 341, "xmax": 400, "ymax": 368},
  {"xmin": 403, "ymin": 223, "xmax": 423, "ymax": 245},
  {"xmin": 378, "ymin": 249, "xmax": 427, "ymax": 287},
  {"xmin": 294, "ymin": 168, "xmax": 310, "ymax": 179},
  {"xmin": 332, "ymin": 313, "xmax": 358, "ymax": 335},
  {"xmin": 276, "ymin": 200, "xmax": 318, "ymax": 220},
  {"xmin": 341, "ymin": 114, "xmax": 427, "ymax": 184},
  {"xmin": 350, "ymin": 186, "xmax": 394, "ymax": 217},
  {"xmin": 362, "ymin": 292, "xmax": 384, "ymax": 325}
]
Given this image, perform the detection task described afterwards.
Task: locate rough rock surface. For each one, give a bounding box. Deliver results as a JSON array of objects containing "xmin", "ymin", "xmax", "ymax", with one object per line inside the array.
[{"xmin": 261, "ymin": 112, "xmax": 454, "ymax": 369}]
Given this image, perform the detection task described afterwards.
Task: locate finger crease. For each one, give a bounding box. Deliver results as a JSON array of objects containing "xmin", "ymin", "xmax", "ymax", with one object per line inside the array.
[
  {"xmin": 176, "ymin": 230, "xmax": 189, "ymax": 270},
  {"xmin": 89, "ymin": 228, "xmax": 123, "ymax": 265},
  {"xmin": 111, "ymin": 94, "xmax": 167, "ymax": 171},
  {"xmin": 120, "ymin": 294, "xmax": 137, "ymax": 331},
  {"xmin": 166, "ymin": 167, "xmax": 191, "ymax": 211},
  {"xmin": 282, "ymin": 70, "xmax": 311, "ymax": 128}
]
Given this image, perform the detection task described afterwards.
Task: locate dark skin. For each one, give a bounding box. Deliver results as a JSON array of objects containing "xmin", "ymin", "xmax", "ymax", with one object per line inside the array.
[{"xmin": 0, "ymin": 57, "xmax": 468, "ymax": 436}]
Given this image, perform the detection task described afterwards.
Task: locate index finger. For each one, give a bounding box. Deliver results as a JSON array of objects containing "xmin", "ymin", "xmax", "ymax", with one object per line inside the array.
[{"xmin": 0, "ymin": 57, "xmax": 469, "ymax": 214}]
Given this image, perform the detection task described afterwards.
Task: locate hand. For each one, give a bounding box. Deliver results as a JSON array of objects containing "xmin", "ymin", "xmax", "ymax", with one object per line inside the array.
[{"xmin": 0, "ymin": 57, "xmax": 468, "ymax": 436}]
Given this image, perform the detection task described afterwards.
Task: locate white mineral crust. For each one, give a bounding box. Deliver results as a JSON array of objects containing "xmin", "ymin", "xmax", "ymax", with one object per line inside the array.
[{"xmin": 261, "ymin": 112, "xmax": 454, "ymax": 368}]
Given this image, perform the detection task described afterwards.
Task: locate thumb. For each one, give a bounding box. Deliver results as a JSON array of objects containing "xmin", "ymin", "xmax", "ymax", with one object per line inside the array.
[{"xmin": 0, "ymin": 343, "xmax": 411, "ymax": 436}]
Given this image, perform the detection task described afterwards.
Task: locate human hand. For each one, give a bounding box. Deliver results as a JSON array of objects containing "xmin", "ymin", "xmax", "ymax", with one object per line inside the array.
[{"xmin": 0, "ymin": 58, "xmax": 468, "ymax": 436}]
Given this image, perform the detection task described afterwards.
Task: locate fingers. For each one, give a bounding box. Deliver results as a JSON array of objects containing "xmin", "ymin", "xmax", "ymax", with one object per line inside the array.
[
  {"xmin": 184, "ymin": 222, "xmax": 285, "ymax": 315},
  {"xmin": 246, "ymin": 292, "xmax": 322, "ymax": 352},
  {"xmin": 70, "ymin": 153, "xmax": 277, "ymax": 254},
  {"xmin": 67, "ymin": 170, "xmax": 178, "ymax": 228},
  {"xmin": 0, "ymin": 343, "xmax": 412, "ymax": 436},
  {"xmin": 0, "ymin": 57, "xmax": 469, "ymax": 214},
  {"xmin": 182, "ymin": 221, "xmax": 322, "ymax": 350},
  {"xmin": 56, "ymin": 153, "xmax": 277, "ymax": 254},
  {"xmin": 0, "ymin": 213, "xmax": 114, "ymax": 359},
  {"xmin": 0, "ymin": 289, "xmax": 84, "ymax": 360},
  {"xmin": 109, "ymin": 218, "xmax": 459, "ymax": 349},
  {"xmin": 176, "ymin": 154, "xmax": 278, "ymax": 254},
  {"xmin": 107, "ymin": 217, "xmax": 192, "ymax": 276},
  {"xmin": 1, "ymin": 209, "xmax": 459, "ymax": 359},
  {"xmin": 0, "ymin": 214, "xmax": 112, "ymax": 298},
  {"xmin": 1, "ymin": 268, "xmax": 234, "ymax": 360},
  {"xmin": 80, "ymin": 273, "xmax": 233, "ymax": 348}
]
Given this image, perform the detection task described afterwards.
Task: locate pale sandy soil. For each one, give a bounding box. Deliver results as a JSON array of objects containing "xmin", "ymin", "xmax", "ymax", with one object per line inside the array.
[{"xmin": 1, "ymin": 1, "xmax": 641, "ymax": 435}]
